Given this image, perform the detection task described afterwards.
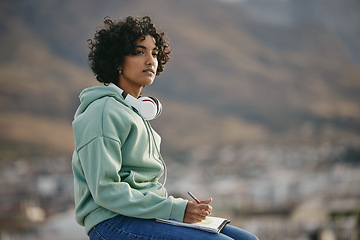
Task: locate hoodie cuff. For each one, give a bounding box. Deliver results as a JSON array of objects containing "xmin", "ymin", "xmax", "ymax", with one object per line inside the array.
[{"xmin": 169, "ymin": 198, "xmax": 188, "ymax": 222}]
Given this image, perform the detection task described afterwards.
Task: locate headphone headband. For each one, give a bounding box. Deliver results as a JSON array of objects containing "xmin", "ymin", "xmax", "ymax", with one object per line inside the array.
[{"xmin": 109, "ymin": 83, "xmax": 162, "ymax": 120}]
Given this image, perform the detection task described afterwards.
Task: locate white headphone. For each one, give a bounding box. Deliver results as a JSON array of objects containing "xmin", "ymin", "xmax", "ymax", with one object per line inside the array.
[{"xmin": 109, "ymin": 83, "xmax": 162, "ymax": 120}]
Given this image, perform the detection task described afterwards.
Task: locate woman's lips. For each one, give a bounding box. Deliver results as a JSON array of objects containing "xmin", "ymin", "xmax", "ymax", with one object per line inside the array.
[{"xmin": 143, "ymin": 68, "xmax": 155, "ymax": 75}]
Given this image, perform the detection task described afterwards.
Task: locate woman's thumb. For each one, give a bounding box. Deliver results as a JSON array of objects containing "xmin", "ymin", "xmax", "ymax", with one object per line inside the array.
[{"xmin": 201, "ymin": 198, "xmax": 213, "ymax": 204}]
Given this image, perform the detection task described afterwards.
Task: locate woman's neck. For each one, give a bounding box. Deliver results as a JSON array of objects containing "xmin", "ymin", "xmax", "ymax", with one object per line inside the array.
[{"xmin": 117, "ymin": 81, "xmax": 142, "ymax": 98}]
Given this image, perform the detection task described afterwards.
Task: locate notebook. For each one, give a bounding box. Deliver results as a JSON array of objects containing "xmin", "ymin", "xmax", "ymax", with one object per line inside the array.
[{"xmin": 156, "ymin": 216, "xmax": 230, "ymax": 233}]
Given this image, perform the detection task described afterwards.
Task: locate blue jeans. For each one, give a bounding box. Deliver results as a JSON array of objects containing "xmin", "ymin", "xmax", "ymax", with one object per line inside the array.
[{"xmin": 89, "ymin": 215, "xmax": 258, "ymax": 240}]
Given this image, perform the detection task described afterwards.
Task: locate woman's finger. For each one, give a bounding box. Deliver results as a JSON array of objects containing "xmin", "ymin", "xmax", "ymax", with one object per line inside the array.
[{"xmin": 200, "ymin": 198, "xmax": 213, "ymax": 204}]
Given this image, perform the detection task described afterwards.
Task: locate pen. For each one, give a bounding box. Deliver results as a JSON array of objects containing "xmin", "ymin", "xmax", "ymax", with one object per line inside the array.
[{"xmin": 187, "ymin": 191, "xmax": 211, "ymax": 214}]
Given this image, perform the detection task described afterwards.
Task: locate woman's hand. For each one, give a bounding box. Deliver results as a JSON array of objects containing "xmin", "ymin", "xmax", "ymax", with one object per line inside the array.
[{"xmin": 183, "ymin": 198, "xmax": 213, "ymax": 223}]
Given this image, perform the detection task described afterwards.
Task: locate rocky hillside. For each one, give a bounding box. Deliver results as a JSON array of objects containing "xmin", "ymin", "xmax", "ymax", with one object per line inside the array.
[{"xmin": 0, "ymin": 0, "xmax": 359, "ymax": 159}]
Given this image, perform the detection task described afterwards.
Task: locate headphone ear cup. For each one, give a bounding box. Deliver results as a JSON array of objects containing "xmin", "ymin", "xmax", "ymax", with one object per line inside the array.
[
  {"xmin": 138, "ymin": 96, "xmax": 162, "ymax": 120},
  {"xmin": 148, "ymin": 96, "xmax": 162, "ymax": 119}
]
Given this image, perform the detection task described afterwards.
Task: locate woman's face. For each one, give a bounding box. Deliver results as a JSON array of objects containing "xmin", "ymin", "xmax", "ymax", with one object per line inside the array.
[{"xmin": 118, "ymin": 35, "xmax": 159, "ymax": 97}]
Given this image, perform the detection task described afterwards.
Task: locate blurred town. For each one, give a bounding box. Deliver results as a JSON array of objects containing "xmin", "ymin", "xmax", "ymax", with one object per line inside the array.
[{"xmin": 0, "ymin": 140, "xmax": 359, "ymax": 240}]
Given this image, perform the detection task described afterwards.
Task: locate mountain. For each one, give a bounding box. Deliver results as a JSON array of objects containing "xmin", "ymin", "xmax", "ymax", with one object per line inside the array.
[
  {"xmin": 236, "ymin": 0, "xmax": 360, "ymax": 64},
  {"xmin": 0, "ymin": 0, "xmax": 359, "ymax": 159}
]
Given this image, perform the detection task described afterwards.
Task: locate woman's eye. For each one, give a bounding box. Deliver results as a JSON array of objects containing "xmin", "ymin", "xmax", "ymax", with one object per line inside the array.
[{"xmin": 152, "ymin": 52, "xmax": 158, "ymax": 57}]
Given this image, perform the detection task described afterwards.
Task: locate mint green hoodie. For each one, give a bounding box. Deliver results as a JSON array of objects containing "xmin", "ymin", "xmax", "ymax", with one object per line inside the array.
[{"xmin": 71, "ymin": 86, "xmax": 188, "ymax": 234}]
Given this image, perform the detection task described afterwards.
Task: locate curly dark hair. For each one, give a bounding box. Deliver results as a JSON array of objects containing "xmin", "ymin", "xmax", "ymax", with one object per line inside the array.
[{"xmin": 87, "ymin": 16, "xmax": 171, "ymax": 84}]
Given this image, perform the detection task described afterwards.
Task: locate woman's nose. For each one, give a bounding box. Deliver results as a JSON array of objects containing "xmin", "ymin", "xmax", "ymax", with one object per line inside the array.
[{"xmin": 146, "ymin": 54, "xmax": 156, "ymax": 66}]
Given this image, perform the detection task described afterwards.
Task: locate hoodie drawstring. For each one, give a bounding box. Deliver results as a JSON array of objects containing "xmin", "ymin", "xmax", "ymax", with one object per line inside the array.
[
  {"xmin": 146, "ymin": 120, "xmax": 167, "ymax": 190},
  {"xmin": 134, "ymin": 111, "xmax": 167, "ymax": 190}
]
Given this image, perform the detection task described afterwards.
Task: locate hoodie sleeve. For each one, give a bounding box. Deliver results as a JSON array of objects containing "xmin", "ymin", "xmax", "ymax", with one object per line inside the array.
[{"xmin": 77, "ymin": 136, "xmax": 187, "ymax": 222}]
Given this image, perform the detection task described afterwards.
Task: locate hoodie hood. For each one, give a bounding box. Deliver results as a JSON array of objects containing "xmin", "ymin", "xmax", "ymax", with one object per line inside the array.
[{"xmin": 74, "ymin": 86, "xmax": 130, "ymax": 118}]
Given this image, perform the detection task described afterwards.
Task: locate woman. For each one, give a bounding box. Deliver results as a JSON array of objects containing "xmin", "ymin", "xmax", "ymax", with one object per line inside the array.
[{"xmin": 72, "ymin": 16, "xmax": 258, "ymax": 240}]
